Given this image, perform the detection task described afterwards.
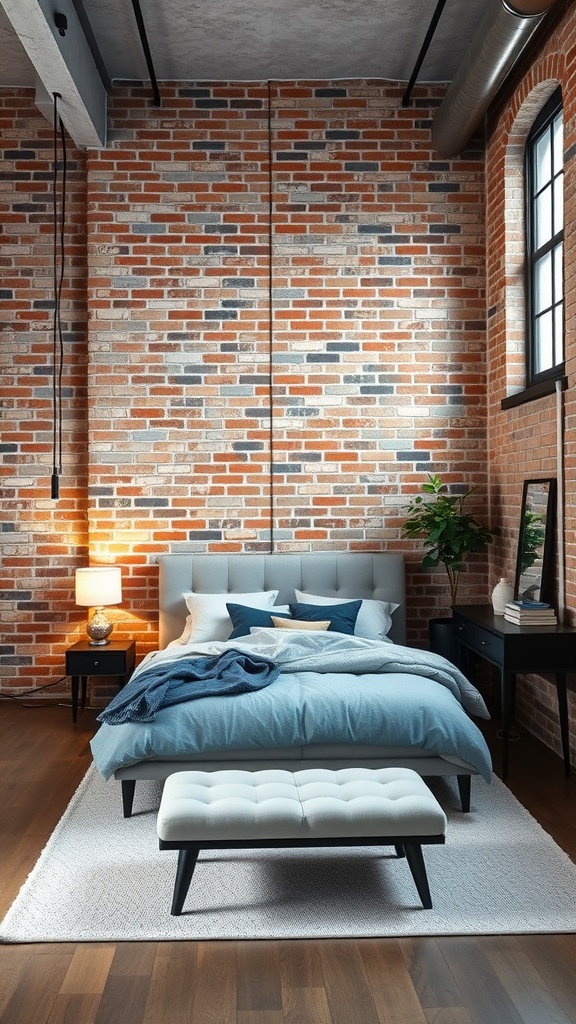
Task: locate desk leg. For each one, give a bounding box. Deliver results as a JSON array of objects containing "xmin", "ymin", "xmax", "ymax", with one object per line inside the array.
[
  {"xmin": 555, "ymin": 672, "xmax": 571, "ymax": 777},
  {"xmin": 501, "ymin": 671, "xmax": 516, "ymax": 782},
  {"xmin": 457, "ymin": 642, "xmax": 474, "ymax": 681},
  {"xmin": 71, "ymin": 676, "xmax": 79, "ymax": 723},
  {"xmin": 71, "ymin": 675, "xmax": 88, "ymax": 723}
]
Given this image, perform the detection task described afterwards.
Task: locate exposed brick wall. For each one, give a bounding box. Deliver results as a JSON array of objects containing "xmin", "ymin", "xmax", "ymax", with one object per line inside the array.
[
  {"xmin": 486, "ymin": 4, "xmax": 576, "ymax": 765},
  {"xmin": 0, "ymin": 91, "xmax": 89, "ymax": 689},
  {"xmin": 1, "ymin": 80, "xmax": 489, "ymax": 692}
]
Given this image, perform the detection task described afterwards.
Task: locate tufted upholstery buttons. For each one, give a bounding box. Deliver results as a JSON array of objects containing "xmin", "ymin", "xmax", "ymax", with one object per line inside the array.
[{"xmin": 157, "ymin": 767, "xmax": 447, "ymax": 842}]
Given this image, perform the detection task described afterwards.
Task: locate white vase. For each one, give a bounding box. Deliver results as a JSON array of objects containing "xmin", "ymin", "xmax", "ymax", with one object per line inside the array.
[{"xmin": 492, "ymin": 578, "xmax": 514, "ymax": 615}]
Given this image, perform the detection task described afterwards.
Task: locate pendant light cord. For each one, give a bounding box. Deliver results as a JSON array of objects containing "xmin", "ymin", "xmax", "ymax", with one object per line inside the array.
[
  {"xmin": 267, "ymin": 81, "xmax": 275, "ymax": 553},
  {"xmin": 51, "ymin": 93, "xmax": 66, "ymax": 499}
]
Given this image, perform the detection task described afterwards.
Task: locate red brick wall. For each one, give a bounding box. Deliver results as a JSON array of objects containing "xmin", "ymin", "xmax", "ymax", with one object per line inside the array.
[
  {"xmin": 0, "ymin": 91, "xmax": 89, "ymax": 689},
  {"xmin": 1, "ymin": 80, "xmax": 489, "ymax": 691},
  {"xmin": 486, "ymin": 5, "xmax": 576, "ymax": 764}
]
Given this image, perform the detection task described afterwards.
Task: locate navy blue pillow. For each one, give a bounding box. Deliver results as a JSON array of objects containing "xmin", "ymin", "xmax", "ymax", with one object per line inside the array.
[
  {"xmin": 227, "ymin": 603, "xmax": 292, "ymax": 639},
  {"xmin": 290, "ymin": 600, "xmax": 362, "ymax": 635}
]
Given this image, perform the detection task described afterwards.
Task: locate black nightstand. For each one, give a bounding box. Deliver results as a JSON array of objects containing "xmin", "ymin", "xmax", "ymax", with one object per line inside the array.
[
  {"xmin": 453, "ymin": 605, "xmax": 576, "ymax": 780},
  {"xmin": 65, "ymin": 640, "xmax": 136, "ymax": 723}
]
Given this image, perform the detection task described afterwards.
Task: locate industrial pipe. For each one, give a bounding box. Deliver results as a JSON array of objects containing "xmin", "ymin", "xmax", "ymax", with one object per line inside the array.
[{"xmin": 431, "ymin": 0, "xmax": 560, "ymax": 156}]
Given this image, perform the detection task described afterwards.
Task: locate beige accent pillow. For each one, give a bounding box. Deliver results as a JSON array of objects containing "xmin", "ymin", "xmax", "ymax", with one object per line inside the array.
[{"xmin": 271, "ymin": 616, "xmax": 330, "ymax": 631}]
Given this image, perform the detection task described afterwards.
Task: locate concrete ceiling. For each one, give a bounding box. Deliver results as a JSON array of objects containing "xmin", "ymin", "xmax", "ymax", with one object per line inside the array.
[
  {"xmin": 3, "ymin": 0, "xmax": 556, "ymax": 152},
  {"xmin": 0, "ymin": 0, "xmax": 489, "ymax": 89}
]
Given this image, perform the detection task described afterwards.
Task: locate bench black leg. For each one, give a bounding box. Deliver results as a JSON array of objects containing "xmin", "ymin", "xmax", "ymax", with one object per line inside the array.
[
  {"xmin": 171, "ymin": 846, "xmax": 200, "ymax": 916},
  {"xmin": 404, "ymin": 843, "xmax": 432, "ymax": 909},
  {"xmin": 457, "ymin": 774, "xmax": 471, "ymax": 812},
  {"xmin": 121, "ymin": 780, "xmax": 136, "ymax": 818}
]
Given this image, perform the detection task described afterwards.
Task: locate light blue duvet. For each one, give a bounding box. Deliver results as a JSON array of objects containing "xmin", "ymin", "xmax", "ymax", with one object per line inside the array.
[{"xmin": 90, "ymin": 629, "xmax": 492, "ymax": 781}]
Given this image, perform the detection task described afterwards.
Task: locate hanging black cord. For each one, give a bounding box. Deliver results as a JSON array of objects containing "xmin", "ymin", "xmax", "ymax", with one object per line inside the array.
[
  {"xmin": 401, "ymin": 0, "xmax": 448, "ymax": 106},
  {"xmin": 57, "ymin": 114, "xmax": 67, "ymax": 482},
  {"xmin": 50, "ymin": 94, "xmax": 67, "ymax": 500},
  {"xmin": 130, "ymin": 0, "xmax": 161, "ymax": 106},
  {"xmin": 267, "ymin": 82, "xmax": 275, "ymax": 553},
  {"xmin": 51, "ymin": 92, "xmax": 61, "ymax": 499}
]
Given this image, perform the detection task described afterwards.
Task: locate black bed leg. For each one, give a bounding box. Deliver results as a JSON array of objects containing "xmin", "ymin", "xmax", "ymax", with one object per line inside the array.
[
  {"xmin": 121, "ymin": 779, "xmax": 136, "ymax": 818},
  {"xmin": 457, "ymin": 774, "xmax": 471, "ymax": 812},
  {"xmin": 404, "ymin": 843, "xmax": 432, "ymax": 909},
  {"xmin": 171, "ymin": 847, "xmax": 200, "ymax": 916}
]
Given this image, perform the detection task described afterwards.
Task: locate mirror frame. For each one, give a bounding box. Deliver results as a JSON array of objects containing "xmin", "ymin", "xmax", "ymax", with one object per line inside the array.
[{"xmin": 514, "ymin": 477, "xmax": 557, "ymax": 607}]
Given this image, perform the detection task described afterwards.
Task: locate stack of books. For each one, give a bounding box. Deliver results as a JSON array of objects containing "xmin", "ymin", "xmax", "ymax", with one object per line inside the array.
[{"xmin": 504, "ymin": 599, "xmax": 557, "ymax": 626}]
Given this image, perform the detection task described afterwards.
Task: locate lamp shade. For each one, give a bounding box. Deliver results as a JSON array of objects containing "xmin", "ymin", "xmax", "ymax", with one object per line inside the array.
[{"xmin": 75, "ymin": 566, "xmax": 122, "ymax": 608}]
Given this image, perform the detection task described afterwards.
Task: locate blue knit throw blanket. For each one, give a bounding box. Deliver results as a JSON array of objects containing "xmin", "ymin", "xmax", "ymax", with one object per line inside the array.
[{"xmin": 97, "ymin": 649, "xmax": 280, "ymax": 725}]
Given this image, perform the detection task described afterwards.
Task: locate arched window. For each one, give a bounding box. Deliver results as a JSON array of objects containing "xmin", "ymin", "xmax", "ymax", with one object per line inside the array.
[{"xmin": 525, "ymin": 86, "xmax": 563, "ymax": 385}]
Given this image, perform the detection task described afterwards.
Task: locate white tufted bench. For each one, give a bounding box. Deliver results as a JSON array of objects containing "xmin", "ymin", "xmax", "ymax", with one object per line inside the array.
[{"xmin": 157, "ymin": 767, "xmax": 447, "ymax": 915}]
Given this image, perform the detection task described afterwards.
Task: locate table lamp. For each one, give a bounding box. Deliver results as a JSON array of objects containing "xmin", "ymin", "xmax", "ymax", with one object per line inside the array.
[{"xmin": 75, "ymin": 566, "xmax": 122, "ymax": 645}]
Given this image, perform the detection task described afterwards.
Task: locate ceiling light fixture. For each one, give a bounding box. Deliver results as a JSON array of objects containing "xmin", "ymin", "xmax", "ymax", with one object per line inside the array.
[{"xmin": 54, "ymin": 12, "xmax": 68, "ymax": 37}]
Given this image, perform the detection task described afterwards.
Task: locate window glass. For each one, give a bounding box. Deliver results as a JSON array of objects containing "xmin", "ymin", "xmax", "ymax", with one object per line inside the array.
[
  {"xmin": 553, "ymin": 177, "xmax": 563, "ymax": 234},
  {"xmin": 535, "ymin": 252, "xmax": 551, "ymax": 314},
  {"xmin": 535, "ymin": 186, "xmax": 552, "ymax": 247},
  {"xmin": 534, "ymin": 132, "xmax": 551, "ymax": 192},
  {"xmin": 553, "ymin": 114, "xmax": 563, "ymax": 171},
  {"xmin": 534, "ymin": 312, "xmax": 553, "ymax": 373},
  {"xmin": 554, "ymin": 305, "xmax": 563, "ymax": 361},
  {"xmin": 554, "ymin": 244, "xmax": 563, "ymax": 296}
]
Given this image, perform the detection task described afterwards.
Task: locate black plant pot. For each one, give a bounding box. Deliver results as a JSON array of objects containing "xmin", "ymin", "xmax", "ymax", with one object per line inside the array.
[{"xmin": 428, "ymin": 616, "xmax": 459, "ymax": 666}]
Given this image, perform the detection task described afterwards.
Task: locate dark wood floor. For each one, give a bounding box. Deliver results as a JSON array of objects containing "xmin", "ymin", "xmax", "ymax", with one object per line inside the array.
[{"xmin": 1, "ymin": 700, "xmax": 576, "ymax": 1024}]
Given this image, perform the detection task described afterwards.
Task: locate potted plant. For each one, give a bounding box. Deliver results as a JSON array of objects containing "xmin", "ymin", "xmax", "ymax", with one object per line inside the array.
[{"xmin": 402, "ymin": 474, "xmax": 493, "ymax": 660}]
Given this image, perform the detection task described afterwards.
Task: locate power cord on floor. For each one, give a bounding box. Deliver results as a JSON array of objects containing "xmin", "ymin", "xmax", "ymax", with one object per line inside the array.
[
  {"xmin": 0, "ymin": 676, "xmax": 67, "ymax": 699},
  {"xmin": 0, "ymin": 677, "xmax": 88, "ymax": 710},
  {"xmin": 0, "ymin": 678, "xmax": 106, "ymax": 712}
]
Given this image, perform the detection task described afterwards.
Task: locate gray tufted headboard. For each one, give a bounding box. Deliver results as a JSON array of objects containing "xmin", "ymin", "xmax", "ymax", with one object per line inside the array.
[{"xmin": 158, "ymin": 552, "xmax": 405, "ymax": 648}]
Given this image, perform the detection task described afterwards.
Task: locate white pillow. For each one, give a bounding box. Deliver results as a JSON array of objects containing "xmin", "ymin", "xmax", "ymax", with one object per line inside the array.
[
  {"xmin": 178, "ymin": 590, "xmax": 279, "ymax": 644},
  {"xmin": 294, "ymin": 590, "xmax": 398, "ymax": 642}
]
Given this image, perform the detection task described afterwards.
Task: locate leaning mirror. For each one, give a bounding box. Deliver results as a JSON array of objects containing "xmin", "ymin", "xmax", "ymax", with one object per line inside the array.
[{"xmin": 514, "ymin": 478, "xmax": 556, "ymax": 606}]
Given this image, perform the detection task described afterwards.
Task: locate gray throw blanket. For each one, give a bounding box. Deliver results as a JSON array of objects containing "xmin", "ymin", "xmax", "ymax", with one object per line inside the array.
[{"xmin": 97, "ymin": 649, "xmax": 280, "ymax": 725}]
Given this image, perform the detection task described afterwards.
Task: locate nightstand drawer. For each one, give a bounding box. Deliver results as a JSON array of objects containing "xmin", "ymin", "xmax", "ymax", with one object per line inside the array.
[
  {"xmin": 455, "ymin": 619, "xmax": 504, "ymax": 664},
  {"xmin": 66, "ymin": 649, "xmax": 129, "ymax": 676}
]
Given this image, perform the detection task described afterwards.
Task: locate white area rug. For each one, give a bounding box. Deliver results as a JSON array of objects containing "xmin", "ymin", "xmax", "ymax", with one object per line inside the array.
[{"xmin": 2, "ymin": 765, "xmax": 576, "ymax": 942}]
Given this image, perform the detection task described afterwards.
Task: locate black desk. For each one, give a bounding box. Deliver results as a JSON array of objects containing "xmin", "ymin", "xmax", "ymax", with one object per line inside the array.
[
  {"xmin": 453, "ymin": 605, "xmax": 575, "ymax": 780},
  {"xmin": 65, "ymin": 640, "xmax": 136, "ymax": 723}
]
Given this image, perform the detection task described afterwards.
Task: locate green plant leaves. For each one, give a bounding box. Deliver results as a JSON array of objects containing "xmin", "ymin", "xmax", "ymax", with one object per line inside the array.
[{"xmin": 401, "ymin": 473, "xmax": 493, "ymax": 605}]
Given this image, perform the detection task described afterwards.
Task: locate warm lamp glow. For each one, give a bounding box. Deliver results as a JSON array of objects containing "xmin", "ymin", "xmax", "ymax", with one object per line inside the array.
[
  {"xmin": 75, "ymin": 566, "xmax": 122, "ymax": 645},
  {"xmin": 75, "ymin": 566, "xmax": 122, "ymax": 607}
]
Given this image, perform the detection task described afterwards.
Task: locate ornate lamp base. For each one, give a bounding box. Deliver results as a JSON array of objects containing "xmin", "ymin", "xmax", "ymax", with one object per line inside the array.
[{"xmin": 86, "ymin": 607, "xmax": 113, "ymax": 646}]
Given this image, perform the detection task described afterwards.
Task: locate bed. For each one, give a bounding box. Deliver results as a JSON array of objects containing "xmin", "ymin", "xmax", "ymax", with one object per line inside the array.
[{"xmin": 90, "ymin": 552, "xmax": 493, "ymax": 816}]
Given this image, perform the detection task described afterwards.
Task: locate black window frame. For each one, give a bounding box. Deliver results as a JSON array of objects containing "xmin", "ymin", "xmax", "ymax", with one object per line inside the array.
[{"xmin": 524, "ymin": 85, "xmax": 564, "ymax": 389}]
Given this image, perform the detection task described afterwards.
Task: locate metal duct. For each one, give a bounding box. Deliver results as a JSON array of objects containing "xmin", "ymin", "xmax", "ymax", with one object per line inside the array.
[{"xmin": 431, "ymin": 0, "xmax": 560, "ymax": 157}]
